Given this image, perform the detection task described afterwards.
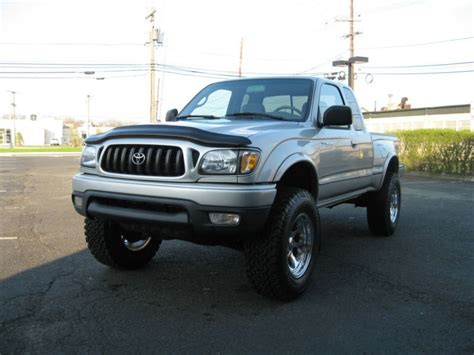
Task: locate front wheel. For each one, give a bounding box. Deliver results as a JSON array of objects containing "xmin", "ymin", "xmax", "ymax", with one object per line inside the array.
[
  {"xmin": 367, "ymin": 172, "xmax": 401, "ymax": 236},
  {"xmin": 85, "ymin": 217, "xmax": 161, "ymax": 269},
  {"xmin": 244, "ymin": 188, "xmax": 321, "ymax": 301}
]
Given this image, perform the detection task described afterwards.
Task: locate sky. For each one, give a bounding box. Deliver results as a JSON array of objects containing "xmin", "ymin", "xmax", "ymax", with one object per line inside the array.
[{"xmin": 0, "ymin": 0, "xmax": 473, "ymax": 123}]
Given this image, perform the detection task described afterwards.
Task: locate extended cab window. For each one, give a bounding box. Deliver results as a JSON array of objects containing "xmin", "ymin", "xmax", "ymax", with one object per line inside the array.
[
  {"xmin": 343, "ymin": 87, "xmax": 364, "ymax": 131},
  {"xmin": 319, "ymin": 84, "xmax": 344, "ymax": 118}
]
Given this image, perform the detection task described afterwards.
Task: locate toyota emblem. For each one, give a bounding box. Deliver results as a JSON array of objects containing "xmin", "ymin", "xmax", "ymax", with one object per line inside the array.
[{"xmin": 131, "ymin": 152, "xmax": 146, "ymax": 165}]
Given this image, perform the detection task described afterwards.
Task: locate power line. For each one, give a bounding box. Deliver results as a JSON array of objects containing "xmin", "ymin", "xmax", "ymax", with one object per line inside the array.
[
  {"xmin": 364, "ymin": 61, "xmax": 474, "ymax": 69},
  {"xmin": 0, "ymin": 41, "xmax": 318, "ymax": 63},
  {"xmin": 360, "ymin": 36, "xmax": 474, "ymax": 50},
  {"xmin": 0, "ymin": 42, "xmax": 144, "ymax": 46},
  {"xmin": 361, "ymin": 69, "xmax": 474, "ymax": 75},
  {"xmin": 0, "ymin": 67, "xmax": 238, "ymax": 80},
  {"xmin": 0, "ymin": 61, "xmax": 291, "ymax": 77},
  {"xmin": 0, "ymin": 41, "xmax": 318, "ymax": 64},
  {"xmin": 2, "ymin": 36, "xmax": 472, "ymax": 58},
  {"xmin": 0, "ymin": 69, "xmax": 148, "ymax": 74},
  {"xmin": 298, "ymin": 50, "xmax": 348, "ymax": 74},
  {"xmin": 1, "ymin": 69, "xmax": 471, "ymax": 81},
  {"xmin": 0, "ymin": 62, "xmax": 148, "ymax": 66},
  {"xmin": 1, "ymin": 60, "xmax": 471, "ymax": 79},
  {"xmin": 0, "ymin": 74, "xmax": 148, "ymax": 79},
  {"xmin": 3, "ymin": 56, "xmax": 470, "ymax": 73}
]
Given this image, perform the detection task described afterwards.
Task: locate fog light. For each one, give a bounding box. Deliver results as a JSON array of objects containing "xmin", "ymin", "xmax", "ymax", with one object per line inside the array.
[
  {"xmin": 74, "ymin": 196, "xmax": 83, "ymax": 208},
  {"xmin": 209, "ymin": 213, "xmax": 240, "ymax": 226}
]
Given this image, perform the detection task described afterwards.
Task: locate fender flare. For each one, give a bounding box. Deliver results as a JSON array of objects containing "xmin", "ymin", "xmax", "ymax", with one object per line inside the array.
[
  {"xmin": 378, "ymin": 154, "xmax": 399, "ymax": 190},
  {"xmin": 273, "ymin": 153, "xmax": 319, "ymax": 183}
]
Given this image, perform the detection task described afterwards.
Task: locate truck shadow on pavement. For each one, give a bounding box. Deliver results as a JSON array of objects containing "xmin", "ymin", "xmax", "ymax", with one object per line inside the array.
[
  {"xmin": 0, "ymin": 210, "xmax": 377, "ymax": 351},
  {"xmin": 1, "ymin": 206, "xmax": 472, "ymax": 353}
]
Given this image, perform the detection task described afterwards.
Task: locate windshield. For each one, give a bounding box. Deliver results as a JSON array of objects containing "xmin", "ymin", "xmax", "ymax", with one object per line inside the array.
[{"xmin": 179, "ymin": 78, "xmax": 314, "ymax": 121}]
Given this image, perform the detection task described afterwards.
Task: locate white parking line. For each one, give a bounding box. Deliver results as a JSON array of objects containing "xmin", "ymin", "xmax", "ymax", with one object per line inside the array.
[{"xmin": 0, "ymin": 237, "xmax": 18, "ymax": 240}]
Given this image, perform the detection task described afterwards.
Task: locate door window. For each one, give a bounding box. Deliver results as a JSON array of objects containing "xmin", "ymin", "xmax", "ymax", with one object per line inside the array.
[
  {"xmin": 319, "ymin": 84, "xmax": 344, "ymax": 118},
  {"xmin": 343, "ymin": 87, "xmax": 364, "ymax": 131}
]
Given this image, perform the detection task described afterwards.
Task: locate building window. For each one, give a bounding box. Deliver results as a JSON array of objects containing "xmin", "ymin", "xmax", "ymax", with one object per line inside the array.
[{"xmin": 0, "ymin": 129, "xmax": 11, "ymax": 144}]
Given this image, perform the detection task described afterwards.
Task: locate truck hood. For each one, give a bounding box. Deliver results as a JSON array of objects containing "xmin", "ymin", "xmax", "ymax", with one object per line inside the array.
[
  {"xmin": 170, "ymin": 118, "xmax": 300, "ymax": 138},
  {"xmin": 85, "ymin": 118, "xmax": 300, "ymax": 147}
]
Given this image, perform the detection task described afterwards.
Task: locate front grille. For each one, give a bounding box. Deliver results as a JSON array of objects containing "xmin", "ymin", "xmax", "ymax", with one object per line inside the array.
[{"xmin": 101, "ymin": 145, "xmax": 185, "ymax": 176}]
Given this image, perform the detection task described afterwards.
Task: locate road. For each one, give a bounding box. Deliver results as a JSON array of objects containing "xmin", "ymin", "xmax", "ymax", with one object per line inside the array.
[{"xmin": 0, "ymin": 156, "xmax": 473, "ymax": 353}]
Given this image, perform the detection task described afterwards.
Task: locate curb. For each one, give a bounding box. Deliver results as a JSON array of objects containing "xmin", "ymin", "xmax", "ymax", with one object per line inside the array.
[
  {"xmin": 0, "ymin": 152, "xmax": 81, "ymax": 157},
  {"xmin": 405, "ymin": 171, "xmax": 474, "ymax": 182}
]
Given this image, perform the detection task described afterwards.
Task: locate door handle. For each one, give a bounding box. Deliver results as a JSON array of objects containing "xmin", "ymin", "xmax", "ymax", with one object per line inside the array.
[
  {"xmin": 320, "ymin": 141, "xmax": 333, "ymax": 146},
  {"xmin": 351, "ymin": 140, "xmax": 358, "ymax": 148}
]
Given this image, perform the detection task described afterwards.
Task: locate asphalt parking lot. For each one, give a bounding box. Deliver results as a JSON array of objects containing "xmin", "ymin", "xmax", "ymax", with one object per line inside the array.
[{"xmin": 0, "ymin": 156, "xmax": 473, "ymax": 353}]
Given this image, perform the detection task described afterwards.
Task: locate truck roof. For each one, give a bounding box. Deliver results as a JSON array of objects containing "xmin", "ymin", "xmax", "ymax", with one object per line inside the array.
[{"xmin": 214, "ymin": 76, "xmax": 350, "ymax": 90}]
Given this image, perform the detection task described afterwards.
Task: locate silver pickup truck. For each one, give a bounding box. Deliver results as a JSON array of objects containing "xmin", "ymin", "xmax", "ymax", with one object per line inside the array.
[{"xmin": 72, "ymin": 77, "xmax": 402, "ymax": 300}]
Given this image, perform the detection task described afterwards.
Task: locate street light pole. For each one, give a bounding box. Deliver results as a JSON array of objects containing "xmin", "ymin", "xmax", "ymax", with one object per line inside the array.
[
  {"xmin": 7, "ymin": 90, "xmax": 16, "ymax": 147},
  {"xmin": 333, "ymin": 56, "xmax": 368, "ymax": 90}
]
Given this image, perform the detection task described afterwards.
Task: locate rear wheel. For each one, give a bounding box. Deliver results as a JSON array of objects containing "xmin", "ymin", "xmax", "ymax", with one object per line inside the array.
[
  {"xmin": 85, "ymin": 217, "xmax": 161, "ymax": 269},
  {"xmin": 367, "ymin": 172, "xmax": 401, "ymax": 236},
  {"xmin": 244, "ymin": 188, "xmax": 320, "ymax": 301}
]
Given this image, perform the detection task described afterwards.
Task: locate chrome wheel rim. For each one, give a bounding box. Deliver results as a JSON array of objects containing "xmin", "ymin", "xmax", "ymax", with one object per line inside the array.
[
  {"xmin": 389, "ymin": 189, "xmax": 399, "ymax": 224},
  {"xmin": 287, "ymin": 213, "xmax": 314, "ymax": 279},
  {"xmin": 121, "ymin": 235, "xmax": 152, "ymax": 251}
]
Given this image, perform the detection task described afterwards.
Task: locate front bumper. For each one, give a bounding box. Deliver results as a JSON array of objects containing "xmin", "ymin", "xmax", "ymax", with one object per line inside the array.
[{"xmin": 72, "ymin": 173, "xmax": 276, "ymax": 240}]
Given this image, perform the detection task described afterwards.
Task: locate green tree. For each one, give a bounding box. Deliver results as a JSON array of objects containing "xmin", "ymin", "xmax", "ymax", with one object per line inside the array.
[{"xmin": 15, "ymin": 132, "xmax": 24, "ymax": 146}]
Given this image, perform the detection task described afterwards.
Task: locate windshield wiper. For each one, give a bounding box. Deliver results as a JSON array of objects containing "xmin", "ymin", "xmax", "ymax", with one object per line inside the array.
[
  {"xmin": 175, "ymin": 114, "xmax": 220, "ymax": 120},
  {"xmin": 227, "ymin": 112, "xmax": 287, "ymax": 121}
]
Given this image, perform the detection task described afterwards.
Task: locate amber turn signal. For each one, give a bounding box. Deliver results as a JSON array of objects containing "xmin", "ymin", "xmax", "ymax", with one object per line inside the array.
[{"xmin": 240, "ymin": 151, "xmax": 260, "ymax": 174}]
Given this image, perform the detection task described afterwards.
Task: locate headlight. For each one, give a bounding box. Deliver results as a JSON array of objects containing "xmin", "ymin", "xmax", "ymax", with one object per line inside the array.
[
  {"xmin": 81, "ymin": 146, "xmax": 97, "ymax": 167},
  {"xmin": 200, "ymin": 150, "xmax": 238, "ymax": 174},
  {"xmin": 200, "ymin": 149, "xmax": 260, "ymax": 175}
]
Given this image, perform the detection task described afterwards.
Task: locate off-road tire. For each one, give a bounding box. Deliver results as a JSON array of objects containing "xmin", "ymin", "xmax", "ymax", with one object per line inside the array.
[
  {"xmin": 85, "ymin": 217, "xmax": 161, "ymax": 269},
  {"xmin": 244, "ymin": 188, "xmax": 321, "ymax": 301},
  {"xmin": 367, "ymin": 172, "xmax": 401, "ymax": 236}
]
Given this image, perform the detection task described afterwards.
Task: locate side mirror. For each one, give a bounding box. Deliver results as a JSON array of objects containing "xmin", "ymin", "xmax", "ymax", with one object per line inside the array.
[
  {"xmin": 165, "ymin": 109, "xmax": 178, "ymax": 122},
  {"xmin": 322, "ymin": 105, "xmax": 352, "ymax": 126}
]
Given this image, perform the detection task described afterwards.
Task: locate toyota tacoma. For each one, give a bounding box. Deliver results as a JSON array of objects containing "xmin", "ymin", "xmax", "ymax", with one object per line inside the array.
[{"xmin": 72, "ymin": 77, "xmax": 402, "ymax": 300}]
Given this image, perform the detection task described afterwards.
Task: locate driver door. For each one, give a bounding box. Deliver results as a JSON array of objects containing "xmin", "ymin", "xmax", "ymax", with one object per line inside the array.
[{"xmin": 317, "ymin": 84, "xmax": 360, "ymax": 201}]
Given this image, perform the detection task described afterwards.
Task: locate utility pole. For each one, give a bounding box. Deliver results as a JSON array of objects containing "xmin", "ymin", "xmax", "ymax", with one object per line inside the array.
[
  {"xmin": 349, "ymin": 0, "xmax": 355, "ymax": 89},
  {"xmin": 7, "ymin": 90, "xmax": 16, "ymax": 147},
  {"xmin": 146, "ymin": 8, "xmax": 157, "ymax": 123},
  {"xmin": 335, "ymin": 0, "xmax": 363, "ymax": 89},
  {"xmin": 156, "ymin": 77, "xmax": 161, "ymax": 120},
  {"xmin": 86, "ymin": 94, "xmax": 91, "ymax": 137},
  {"xmin": 238, "ymin": 37, "xmax": 244, "ymax": 77}
]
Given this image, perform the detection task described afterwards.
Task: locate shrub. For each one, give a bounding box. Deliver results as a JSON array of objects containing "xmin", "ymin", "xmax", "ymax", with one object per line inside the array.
[
  {"xmin": 69, "ymin": 128, "xmax": 84, "ymax": 147},
  {"xmin": 15, "ymin": 132, "xmax": 24, "ymax": 146},
  {"xmin": 390, "ymin": 129, "xmax": 474, "ymax": 176}
]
